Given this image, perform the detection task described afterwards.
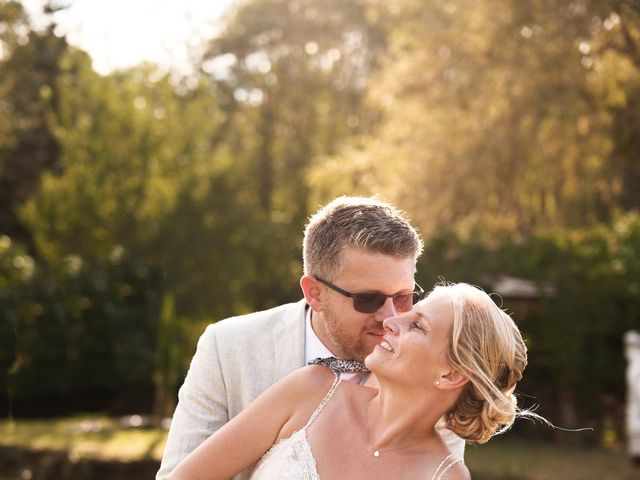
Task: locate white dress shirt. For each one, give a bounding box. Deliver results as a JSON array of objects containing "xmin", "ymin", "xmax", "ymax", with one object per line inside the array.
[{"xmin": 304, "ymin": 306, "xmax": 334, "ymax": 364}]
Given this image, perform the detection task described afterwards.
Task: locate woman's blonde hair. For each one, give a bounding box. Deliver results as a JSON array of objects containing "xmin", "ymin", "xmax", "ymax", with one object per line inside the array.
[{"xmin": 429, "ymin": 283, "xmax": 528, "ymax": 444}]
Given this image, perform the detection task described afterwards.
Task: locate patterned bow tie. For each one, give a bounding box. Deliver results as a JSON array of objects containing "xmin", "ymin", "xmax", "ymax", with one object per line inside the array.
[{"xmin": 308, "ymin": 356, "xmax": 370, "ymax": 374}]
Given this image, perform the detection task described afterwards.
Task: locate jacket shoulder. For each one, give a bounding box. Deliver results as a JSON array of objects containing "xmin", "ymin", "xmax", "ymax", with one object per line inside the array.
[
  {"xmin": 198, "ymin": 300, "xmax": 306, "ymax": 351},
  {"xmin": 208, "ymin": 300, "xmax": 303, "ymax": 332}
]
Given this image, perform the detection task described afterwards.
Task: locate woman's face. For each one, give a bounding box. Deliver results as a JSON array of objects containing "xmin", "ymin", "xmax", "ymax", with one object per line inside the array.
[{"xmin": 365, "ymin": 293, "xmax": 455, "ymax": 387}]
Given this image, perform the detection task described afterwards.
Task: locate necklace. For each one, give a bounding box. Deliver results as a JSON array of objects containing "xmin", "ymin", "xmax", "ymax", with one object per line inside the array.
[
  {"xmin": 368, "ymin": 429, "xmax": 431, "ymax": 458},
  {"xmin": 365, "ymin": 411, "xmax": 432, "ymax": 458},
  {"xmin": 370, "ymin": 442, "xmax": 424, "ymax": 458}
]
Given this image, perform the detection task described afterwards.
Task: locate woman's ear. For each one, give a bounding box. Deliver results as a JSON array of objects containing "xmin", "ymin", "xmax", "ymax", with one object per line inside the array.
[
  {"xmin": 300, "ymin": 275, "xmax": 323, "ymax": 311},
  {"xmin": 435, "ymin": 370, "xmax": 469, "ymax": 390}
]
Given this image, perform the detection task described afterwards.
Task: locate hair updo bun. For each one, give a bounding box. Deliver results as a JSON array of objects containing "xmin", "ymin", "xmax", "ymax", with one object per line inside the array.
[
  {"xmin": 445, "ymin": 380, "xmax": 519, "ymax": 443},
  {"xmin": 429, "ymin": 283, "xmax": 528, "ymax": 444}
]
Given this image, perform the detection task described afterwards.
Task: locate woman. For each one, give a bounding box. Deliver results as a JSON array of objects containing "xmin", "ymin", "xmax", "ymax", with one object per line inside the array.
[{"xmin": 168, "ymin": 283, "xmax": 528, "ymax": 480}]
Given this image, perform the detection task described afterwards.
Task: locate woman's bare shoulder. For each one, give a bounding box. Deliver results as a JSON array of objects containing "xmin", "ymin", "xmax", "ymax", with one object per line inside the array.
[
  {"xmin": 264, "ymin": 364, "xmax": 338, "ymax": 408},
  {"xmin": 280, "ymin": 364, "xmax": 339, "ymax": 397},
  {"xmin": 270, "ymin": 365, "xmax": 340, "ymax": 440}
]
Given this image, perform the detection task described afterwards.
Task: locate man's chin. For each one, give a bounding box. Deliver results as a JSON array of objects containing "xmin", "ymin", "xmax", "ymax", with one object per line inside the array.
[{"xmin": 354, "ymin": 336, "xmax": 384, "ymax": 362}]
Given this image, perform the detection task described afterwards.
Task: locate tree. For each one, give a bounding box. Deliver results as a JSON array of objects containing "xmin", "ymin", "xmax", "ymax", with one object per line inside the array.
[
  {"xmin": 591, "ymin": 2, "xmax": 640, "ymax": 212},
  {"xmin": 0, "ymin": 1, "xmax": 68, "ymax": 248},
  {"xmin": 15, "ymin": 44, "xmax": 260, "ymax": 415},
  {"xmin": 197, "ymin": 0, "xmax": 388, "ymax": 307},
  {"xmin": 316, "ymin": 0, "xmax": 640, "ymax": 237}
]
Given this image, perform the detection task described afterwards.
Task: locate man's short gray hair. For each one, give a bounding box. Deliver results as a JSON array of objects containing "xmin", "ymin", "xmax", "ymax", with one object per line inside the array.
[{"xmin": 303, "ymin": 196, "xmax": 423, "ymax": 279}]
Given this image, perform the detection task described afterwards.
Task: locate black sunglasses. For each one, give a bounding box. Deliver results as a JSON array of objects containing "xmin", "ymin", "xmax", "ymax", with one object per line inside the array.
[{"xmin": 314, "ymin": 276, "xmax": 426, "ymax": 314}]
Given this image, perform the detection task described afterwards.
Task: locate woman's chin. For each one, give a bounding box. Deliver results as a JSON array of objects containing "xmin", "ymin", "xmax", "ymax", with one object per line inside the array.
[{"xmin": 364, "ymin": 349, "xmax": 382, "ymax": 371}]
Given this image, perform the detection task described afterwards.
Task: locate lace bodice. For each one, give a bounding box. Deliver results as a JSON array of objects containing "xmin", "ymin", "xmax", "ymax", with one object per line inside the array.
[{"xmin": 249, "ymin": 427, "xmax": 321, "ymax": 480}]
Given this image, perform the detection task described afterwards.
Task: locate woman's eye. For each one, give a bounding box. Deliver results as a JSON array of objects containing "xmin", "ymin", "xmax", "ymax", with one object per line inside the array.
[{"xmin": 411, "ymin": 321, "xmax": 423, "ymax": 331}]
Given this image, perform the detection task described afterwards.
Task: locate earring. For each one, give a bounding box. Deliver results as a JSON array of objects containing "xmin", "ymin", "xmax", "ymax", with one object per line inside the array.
[{"xmin": 433, "ymin": 380, "xmax": 441, "ymax": 387}]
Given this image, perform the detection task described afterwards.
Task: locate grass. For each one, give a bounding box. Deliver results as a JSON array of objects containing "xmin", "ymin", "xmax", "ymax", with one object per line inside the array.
[
  {"xmin": 466, "ymin": 436, "xmax": 638, "ymax": 480},
  {"xmin": 0, "ymin": 416, "xmax": 638, "ymax": 479},
  {"xmin": 0, "ymin": 415, "xmax": 166, "ymax": 462}
]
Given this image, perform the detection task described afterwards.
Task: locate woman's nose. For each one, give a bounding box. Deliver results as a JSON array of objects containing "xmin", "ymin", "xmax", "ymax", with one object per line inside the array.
[{"xmin": 383, "ymin": 314, "xmax": 401, "ymax": 335}]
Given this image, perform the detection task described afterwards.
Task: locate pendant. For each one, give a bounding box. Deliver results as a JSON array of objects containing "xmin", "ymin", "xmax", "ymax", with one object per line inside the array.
[{"xmin": 373, "ymin": 450, "xmax": 380, "ymax": 457}]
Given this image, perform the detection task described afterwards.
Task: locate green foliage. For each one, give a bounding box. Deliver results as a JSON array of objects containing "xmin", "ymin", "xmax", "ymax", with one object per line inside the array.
[
  {"xmin": 0, "ymin": 235, "xmax": 23, "ymax": 405},
  {"xmin": 19, "ymin": 51, "xmax": 278, "ymax": 319},
  {"xmin": 0, "ymin": 236, "xmax": 162, "ymax": 414},
  {"xmin": 0, "ymin": 4, "xmax": 67, "ymax": 245},
  {"xmin": 153, "ymin": 292, "xmax": 180, "ymax": 419},
  {"xmin": 203, "ymin": 0, "xmax": 386, "ymax": 221},
  {"xmin": 315, "ymin": 0, "xmax": 640, "ymax": 238}
]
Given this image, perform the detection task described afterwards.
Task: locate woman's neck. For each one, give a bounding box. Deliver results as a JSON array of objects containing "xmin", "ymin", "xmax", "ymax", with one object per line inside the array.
[{"xmin": 363, "ymin": 384, "xmax": 448, "ymax": 454}]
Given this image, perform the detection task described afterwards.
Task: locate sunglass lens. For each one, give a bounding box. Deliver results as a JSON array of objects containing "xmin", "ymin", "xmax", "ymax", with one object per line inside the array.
[
  {"xmin": 353, "ymin": 293, "xmax": 386, "ymax": 313},
  {"xmin": 394, "ymin": 293, "xmax": 414, "ymax": 312}
]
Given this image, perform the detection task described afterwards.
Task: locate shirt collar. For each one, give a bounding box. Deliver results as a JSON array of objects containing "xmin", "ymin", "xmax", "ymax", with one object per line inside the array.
[{"xmin": 304, "ymin": 305, "xmax": 333, "ymax": 364}]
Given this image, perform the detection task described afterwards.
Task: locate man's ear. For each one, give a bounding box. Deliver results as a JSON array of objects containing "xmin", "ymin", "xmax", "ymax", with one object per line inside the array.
[
  {"xmin": 300, "ymin": 275, "xmax": 323, "ymax": 311},
  {"xmin": 435, "ymin": 370, "xmax": 469, "ymax": 390}
]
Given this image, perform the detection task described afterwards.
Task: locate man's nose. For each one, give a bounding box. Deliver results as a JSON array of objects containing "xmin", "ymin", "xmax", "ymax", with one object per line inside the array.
[
  {"xmin": 382, "ymin": 313, "xmax": 401, "ymax": 334},
  {"xmin": 375, "ymin": 297, "xmax": 397, "ymax": 323}
]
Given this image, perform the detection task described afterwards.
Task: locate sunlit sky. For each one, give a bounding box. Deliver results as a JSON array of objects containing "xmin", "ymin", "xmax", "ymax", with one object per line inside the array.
[{"xmin": 21, "ymin": 0, "xmax": 236, "ymax": 75}]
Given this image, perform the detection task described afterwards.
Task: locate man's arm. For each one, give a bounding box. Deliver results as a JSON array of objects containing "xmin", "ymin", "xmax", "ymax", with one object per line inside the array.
[{"xmin": 157, "ymin": 325, "xmax": 228, "ymax": 479}]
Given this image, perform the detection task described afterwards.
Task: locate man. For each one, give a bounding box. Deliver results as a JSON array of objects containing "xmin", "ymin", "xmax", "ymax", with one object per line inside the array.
[{"xmin": 157, "ymin": 196, "xmax": 464, "ymax": 479}]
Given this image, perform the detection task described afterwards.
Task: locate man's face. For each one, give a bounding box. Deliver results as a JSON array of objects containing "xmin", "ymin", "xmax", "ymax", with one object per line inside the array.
[{"xmin": 312, "ymin": 247, "xmax": 416, "ymax": 362}]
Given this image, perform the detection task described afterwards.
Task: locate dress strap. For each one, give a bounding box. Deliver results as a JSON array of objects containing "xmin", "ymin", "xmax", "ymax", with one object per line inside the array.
[
  {"xmin": 431, "ymin": 453, "xmax": 463, "ymax": 480},
  {"xmin": 304, "ymin": 370, "xmax": 341, "ymax": 428}
]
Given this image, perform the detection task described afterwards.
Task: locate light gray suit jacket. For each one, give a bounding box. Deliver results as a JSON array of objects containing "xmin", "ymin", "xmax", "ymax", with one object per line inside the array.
[
  {"xmin": 157, "ymin": 299, "xmax": 465, "ymax": 479},
  {"xmin": 157, "ymin": 299, "xmax": 308, "ymax": 480}
]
